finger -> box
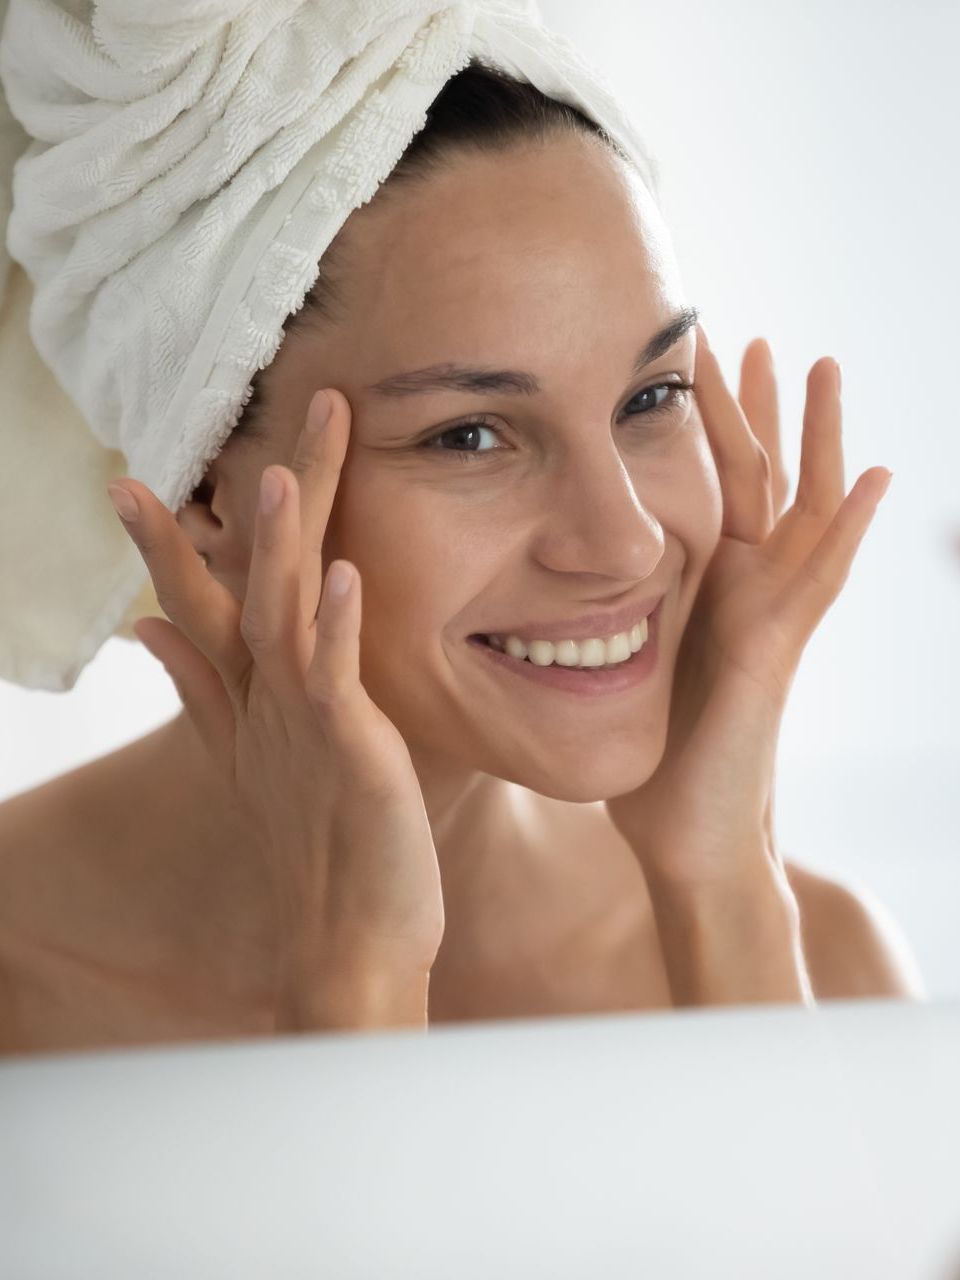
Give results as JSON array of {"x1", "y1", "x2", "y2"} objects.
[
  {"x1": 286, "y1": 388, "x2": 348, "y2": 634},
  {"x1": 795, "y1": 357, "x2": 845, "y2": 518},
  {"x1": 694, "y1": 325, "x2": 774, "y2": 544},
  {"x1": 773, "y1": 467, "x2": 892, "y2": 635},
  {"x1": 760, "y1": 357, "x2": 846, "y2": 572},
  {"x1": 241, "y1": 464, "x2": 306, "y2": 698},
  {"x1": 108, "y1": 481, "x2": 249, "y2": 694},
  {"x1": 304, "y1": 558, "x2": 413, "y2": 805},
  {"x1": 308, "y1": 555, "x2": 363, "y2": 711},
  {"x1": 738, "y1": 338, "x2": 790, "y2": 516},
  {"x1": 134, "y1": 616, "x2": 236, "y2": 773}
]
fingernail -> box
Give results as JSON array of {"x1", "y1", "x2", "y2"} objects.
[
  {"x1": 879, "y1": 469, "x2": 893, "y2": 499},
  {"x1": 328, "y1": 561, "x2": 352, "y2": 598},
  {"x1": 107, "y1": 484, "x2": 139, "y2": 522},
  {"x1": 835, "y1": 360, "x2": 842, "y2": 393},
  {"x1": 306, "y1": 389, "x2": 332, "y2": 432},
  {"x1": 260, "y1": 469, "x2": 284, "y2": 515}
]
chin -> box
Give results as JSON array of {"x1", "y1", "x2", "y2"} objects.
[{"x1": 500, "y1": 740, "x2": 665, "y2": 806}]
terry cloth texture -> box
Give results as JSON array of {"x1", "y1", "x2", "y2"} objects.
[{"x1": 0, "y1": 0, "x2": 660, "y2": 691}]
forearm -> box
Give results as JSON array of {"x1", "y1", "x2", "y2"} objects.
[{"x1": 644, "y1": 858, "x2": 815, "y2": 1008}]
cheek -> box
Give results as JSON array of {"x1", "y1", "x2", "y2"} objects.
[
  {"x1": 680, "y1": 423, "x2": 724, "y2": 555},
  {"x1": 345, "y1": 505, "x2": 495, "y2": 732},
  {"x1": 330, "y1": 478, "x2": 491, "y2": 646},
  {"x1": 626, "y1": 426, "x2": 722, "y2": 562}
]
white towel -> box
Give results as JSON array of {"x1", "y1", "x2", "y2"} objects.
[{"x1": 0, "y1": 0, "x2": 659, "y2": 691}]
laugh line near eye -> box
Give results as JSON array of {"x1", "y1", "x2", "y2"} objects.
[{"x1": 418, "y1": 381, "x2": 694, "y2": 463}]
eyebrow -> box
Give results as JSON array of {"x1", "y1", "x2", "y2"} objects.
[{"x1": 364, "y1": 305, "x2": 700, "y2": 399}]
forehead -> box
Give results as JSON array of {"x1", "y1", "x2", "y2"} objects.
[{"x1": 336, "y1": 135, "x2": 683, "y2": 361}]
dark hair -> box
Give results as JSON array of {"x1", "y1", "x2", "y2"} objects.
[{"x1": 232, "y1": 57, "x2": 622, "y2": 444}]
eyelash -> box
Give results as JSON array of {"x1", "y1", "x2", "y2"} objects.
[{"x1": 418, "y1": 381, "x2": 695, "y2": 464}]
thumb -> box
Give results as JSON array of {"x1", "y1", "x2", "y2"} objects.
[{"x1": 133, "y1": 617, "x2": 235, "y2": 770}]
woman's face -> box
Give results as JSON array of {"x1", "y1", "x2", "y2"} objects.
[{"x1": 191, "y1": 133, "x2": 722, "y2": 804}]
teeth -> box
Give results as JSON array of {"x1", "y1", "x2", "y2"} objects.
[{"x1": 489, "y1": 617, "x2": 649, "y2": 668}]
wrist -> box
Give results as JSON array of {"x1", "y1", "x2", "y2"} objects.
[
  {"x1": 643, "y1": 848, "x2": 797, "y2": 911},
  {"x1": 637, "y1": 827, "x2": 793, "y2": 903},
  {"x1": 642, "y1": 857, "x2": 812, "y2": 1008},
  {"x1": 646, "y1": 867, "x2": 802, "y2": 945},
  {"x1": 275, "y1": 943, "x2": 431, "y2": 1032}
]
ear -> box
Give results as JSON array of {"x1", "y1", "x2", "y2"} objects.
[{"x1": 175, "y1": 458, "x2": 231, "y2": 569}]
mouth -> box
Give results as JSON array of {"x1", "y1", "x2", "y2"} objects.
[
  {"x1": 466, "y1": 598, "x2": 663, "y2": 698},
  {"x1": 469, "y1": 593, "x2": 663, "y2": 651}
]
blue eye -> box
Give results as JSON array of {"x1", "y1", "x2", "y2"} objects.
[{"x1": 419, "y1": 381, "x2": 694, "y2": 464}]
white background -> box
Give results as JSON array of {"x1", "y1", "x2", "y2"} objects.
[{"x1": 1, "y1": 1, "x2": 957, "y2": 995}]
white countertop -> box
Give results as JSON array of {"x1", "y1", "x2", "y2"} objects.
[{"x1": 2, "y1": 998, "x2": 958, "y2": 1279}]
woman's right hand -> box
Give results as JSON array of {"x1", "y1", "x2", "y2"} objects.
[{"x1": 106, "y1": 388, "x2": 445, "y2": 1030}]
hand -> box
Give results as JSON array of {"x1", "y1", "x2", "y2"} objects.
[
  {"x1": 605, "y1": 326, "x2": 892, "y2": 893},
  {"x1": 107, "y1": 389, "x2": 445, "y2": 1023}
]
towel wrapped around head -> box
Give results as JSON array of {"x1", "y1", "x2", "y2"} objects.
[{"x1": 0, "y1": 0, "x2": 659, "y2": 691}]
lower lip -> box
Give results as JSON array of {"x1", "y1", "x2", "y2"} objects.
[{"x1": 466, "y1": 599, "x2": 662, "y2": 698}]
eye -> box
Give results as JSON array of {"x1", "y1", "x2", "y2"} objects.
[
  {"x1": 418, "y1": 380, "x2": 694, "y2": 464},
  {"x1": 419, "y1": 417, "x2": 504, "y2": 463},
  {"x1": 623, "y1": 380, "x2": 694, "y2": 421}
]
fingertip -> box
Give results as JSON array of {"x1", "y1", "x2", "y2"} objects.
[
  {"x1": 107, "y1": 483, "x2": 140, "y2": 524},
  {"x1": 306, "y1": 388, "x2": 333, "y2": 432},
  {"x1": 259, "y1": 467, "x2": 286, "y2": 516},
  {"x1": 133, "y1": 619, "x2": 164, "y2": 664},
  {"x1": 755, "y1": 337, "x2": 774, "y2": 366},
  {"x1": 327, "y1": 560, "x2": 353, "y2": 599}
]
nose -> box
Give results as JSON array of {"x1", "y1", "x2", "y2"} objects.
[{"x1": 533, "y1": 446, "x2": 665, "y2": 583}]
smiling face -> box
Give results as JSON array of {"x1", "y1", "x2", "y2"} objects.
[{"x1": 184, "y1": 132, "x2": 723, "y2": 805}]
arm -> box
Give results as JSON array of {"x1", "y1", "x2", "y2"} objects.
[{"x1": 605, "y1": 332, "x2": 898, "y2": 1011}]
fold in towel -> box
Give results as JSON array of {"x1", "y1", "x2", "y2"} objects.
[{"x1": 0, "y1": 0, "x2": 659, "y2": 691}]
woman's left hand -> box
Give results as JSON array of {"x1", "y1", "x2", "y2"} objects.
[{"x1": 604, "y1": 325, "x2": 892, "y2": 899}]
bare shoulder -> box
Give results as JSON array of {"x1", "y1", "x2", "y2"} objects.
[
  {"x1": 0, "y1": 724, "x2": 170, "y2": 894},
  {"x1": 0, "y1": 760, "x2": 111, "y2": 933},
  {"x1": 0, "y1": 770, "x2": 74, "y2": 916},
  {"x1": 0, "y1": 745, "x2": 148, "y2": 1007},
  {"x1": 782, "y1": 858, "x2": 928, "y2": 1001},
  {"x1": 0, "y1": 775, "x2": 77, "y2": 1054}
]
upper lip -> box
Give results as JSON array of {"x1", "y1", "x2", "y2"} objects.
[{"x1": 474, "y1": 593, "x2": 664, "y2": 644}]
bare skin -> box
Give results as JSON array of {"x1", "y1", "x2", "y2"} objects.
[
  {"x1": 0, "y1": 707, "x2": 921, "y2": 1056},
  {"x1": 0, "y1": 134, "x2": 925, "y2": 1054},
  {"x1": 0, "y1": 710, "x2": 671, "y2": 1053}
]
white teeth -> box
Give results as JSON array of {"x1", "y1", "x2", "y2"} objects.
[{"x1": 491, "y1": 617, "x2": 648, "y2": 668}]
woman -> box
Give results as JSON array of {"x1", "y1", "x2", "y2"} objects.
[{"x1": 0, "y1": 49, "x2": 923, "y2": 1054}]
